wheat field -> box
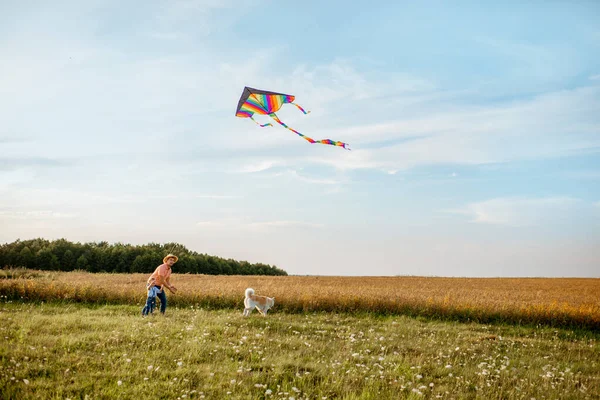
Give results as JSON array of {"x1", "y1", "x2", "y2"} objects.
[{"x1": 1, "y1": 269, "x2": 598, "y2": 330}]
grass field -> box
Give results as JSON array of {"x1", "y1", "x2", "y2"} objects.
[
  {"x1": 1, "y1": 269, "x2": 599, "y2": 330},
  {"x1": 1, "y1": 301, "x2": 599, "y2": 399}
]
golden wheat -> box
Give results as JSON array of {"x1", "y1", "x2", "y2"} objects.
[{"x1": 1, "y1": 270, "x2": 598, "y2": 329}]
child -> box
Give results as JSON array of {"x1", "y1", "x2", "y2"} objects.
[{"x1": 141, "y1": 278, "x2": 162, "y2": 316}]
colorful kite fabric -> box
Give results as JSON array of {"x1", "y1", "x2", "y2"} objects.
[{"x1": 235, "y1": 86, "x2": 350, "y2": 150}]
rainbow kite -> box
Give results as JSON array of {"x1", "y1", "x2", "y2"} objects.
[{"x1": 235, "y1": 86, "x2": 350, "y2": 150}]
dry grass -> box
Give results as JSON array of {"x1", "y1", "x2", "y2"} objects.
[{"x1": 1, "y1": 270, "x2": 599, "y2": 330}]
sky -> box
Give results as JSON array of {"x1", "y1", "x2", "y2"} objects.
[{"x1": 1, "y1": 0, "x2": 599, "y2": 277}]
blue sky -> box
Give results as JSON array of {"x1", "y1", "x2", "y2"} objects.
[{"x1": 1, "y1": 0, "x2": 599, "y2": 277}]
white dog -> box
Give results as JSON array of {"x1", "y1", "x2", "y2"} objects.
[{"x1": 243, "y1": 288, "x2": 275, "y2": 317}]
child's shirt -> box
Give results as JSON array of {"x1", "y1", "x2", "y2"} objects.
[{"x1": 147, "y1": 285, "x2": 162, "y2": 298}]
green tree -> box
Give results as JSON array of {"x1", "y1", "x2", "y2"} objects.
[
  {"x1": 63, "y1": 250, "x2": 76, "y2": 271},
  {"x1": 19, "y1": 246, "x2": 34, "y2": 268},
  {"x1": 76, "y1": 255, "x2": 89, "y2": 270},
  {"x1": 50, "y1": 255, "x2": 60, "y2": 270},
  {"x1": 36, "y1": 249, "x2": 53, "y2": 270}
]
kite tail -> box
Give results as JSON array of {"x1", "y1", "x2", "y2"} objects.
[
  {"x1": 268, "y1": 113, "x2": 350, "y2": 150},
  {"x1": 250, "y1": 115, "x2": 273, "y2": 127},
  {"x1": 290, "y1": 102, "x2": 311, "y2": 114}
]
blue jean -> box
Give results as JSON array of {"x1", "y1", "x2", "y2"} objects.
[
  {"x1": 142, "y1": 286, "x2": 167, "y2": 315},
  {"x1": 142, "y1": 296, "x2": 156, "y2": 315},
  {"x1": 156, "y1": 289, "x2": 167, "y2": 314}
]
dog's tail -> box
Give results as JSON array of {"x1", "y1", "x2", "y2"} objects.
[{"x1": 245, "y1": 288, "x2": 255, "y2": 298}]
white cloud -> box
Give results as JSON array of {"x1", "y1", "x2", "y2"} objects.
[
  {"x1": 273, "y1": 169, "x2": 341, "y2": 185},
  {"x1": 0, "y1": 210, "x2": 78, "y2": 220},
  {"x1": 197, "y1": 218, "x2": 324, "y2": 231},
  {"x1": 238, "y1": 160, "x2": 280, "y2": 173},
  {"x1": 560, "y1": 170, "x2": 600, "y2": 180},
  {"x1": 445, "y1": 196, "x2": 585, "y2": 227},
  {"x1": 248, "y1": 220, "x2": 325, "y2": 229},
  {"x1": 304, "y1": 84, "x2": 600, "y2": 173}
]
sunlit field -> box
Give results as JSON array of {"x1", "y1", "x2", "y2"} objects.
[
  {"x1": 1, "y1": 269, "x2": 599, "y2": 330},
  {"x1": 1, "y1": 302, "x2": 598, "y2": 399}
]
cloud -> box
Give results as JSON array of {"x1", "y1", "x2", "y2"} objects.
[
  {"x1": 0, "y1": 188, "x2": 140, "y2": 209},
  {"x1": 193, "y1": 194, "x2": 239, "y2": 199},
  {"x1": 560, "y1": 170, "x2": 600, "y2": 180},
  {"x1": 273, "y1": 169, "x2": 342, "y2": 185},
  {"x1": 0, "y1": 210, "x2": 78, "y2": 220},
  {"x1": 444, "y1": 196, "x2": 585, "y2": 227},
  {"x1": 304, "y1": 84, "x2": 600, "y2": 173},
  {"x1": 248, "y1": 220, "x2": 325, "y2": 229},
  {"x1": 238, "y1": 160, "x2": 280, "y2": 173},
  {"x1": 0, "y1": 157, "x2": 68, "y2": 171},
  {"x1": 197, "y1": 218, "x2": 324, "y2": 232}
]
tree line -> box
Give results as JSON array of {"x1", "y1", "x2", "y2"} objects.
[{"x1": 0, "y1": 238, "x2": 288, "y2": 276}]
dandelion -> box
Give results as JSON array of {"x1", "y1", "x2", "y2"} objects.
[
  {"x1": 148, "y1": 365, "x2": 153, "y2": 370},
  {"x1": 126, "y1": 359, "x2": 131, "y2": 363},
  {"x1": 177, "y1": 361, "x2": 183, "y2": 367},
  {"x1": 265, "y1": 389, "x2": 272, "y2": 395},
  {"x1": 117, "y1": 381, "x2": 122, "y2": 386}
]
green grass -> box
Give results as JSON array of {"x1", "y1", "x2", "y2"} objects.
[{"x1": 1, "y1": 301, "x2": 598, "y2": 399}]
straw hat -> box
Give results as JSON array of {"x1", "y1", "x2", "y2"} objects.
[{"x1": 163, "y1": 254, "x2": 179, "y2": 264}]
